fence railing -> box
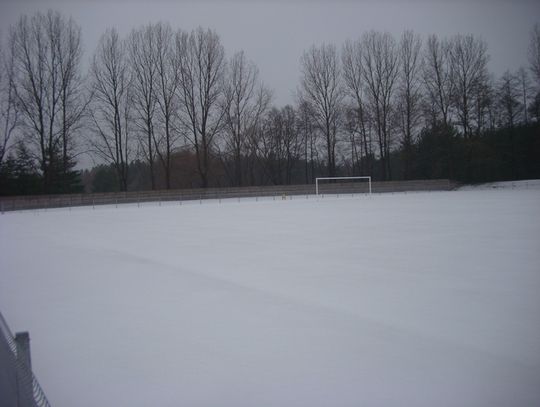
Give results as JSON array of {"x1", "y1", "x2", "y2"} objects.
[
  {"x1": 0, "y1": 311, "x2": 52, "y2": 407},
  {"x1": 0, "y1": 179, "x2": 457, "y2": 213}
]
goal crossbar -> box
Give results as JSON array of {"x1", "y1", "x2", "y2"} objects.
[{"x1": 315, "y1": 176, "x2": 372, "y2": 196}]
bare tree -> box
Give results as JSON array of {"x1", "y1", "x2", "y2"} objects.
[
  {"x1": 528, "y1": 24, "x2": 540, "y2": 122},
  {"x1": 129, "y1": 22, "x2": 180, "y2": 190},
  {"x1": 56, "y1": 16, "x2": 86, "y2": 189},
  {"x1": 397, "y1": 30, "x2": 423, "y2": 179},
  {"x1": 0, "y1": 37, "x2": 18, "y2": 165},
  {"x1": 251, "y1": 106, "x2": 299, "y2": 185},
  {"x1": 221, "y1": 51, "x2": 270, "y2": 186},
  {"x1": 268, "y1": 107, "x2": 287, "y2": 184},
  {"x1": 222, "y1": 51, "x2": 256, "y2": 186},
  {"x1": 10, "y1": 10, "x2": 85, "y2": 191},
  {"x1": 361, "y1": 31, "x2": 399, "y2": 180},
  {"x1": 450, "y1": 34, "x2": 489, "y2": 138},
  {"x1": 497, "y1": 70, "x2": 522, "y2": 179},
  {"x1": 529, "y1": 23, "x2": 540, "y2": 87},
  {"x1": 248, "y1": 107, "x2": 280, "y2": 185},
  {"x1": 342, "y1": 107, "x2": 359, "y2": 175},
  {"x1": 154, "y1": 22, "x2": 180, "y2": 189},
  {"x1": 497, "y1": 70, "x2": 522, "y2": 128},
  {"x1": 473, "y1": 74, "x2": 495, "y2": 135},
  {"x1": 90, "y1": 28, "x2": 132, "y2": 191},
  {"x1": 342, "y1": 39, "x2": 373, "y2": 176},
  {"x1": 299, "y1": 43, "x2": 343, "y2": 177},
  {"x1": 128, "y1": 24, "x2": 158, "y2": 189},
  {"x1": 297, "y1": 100, "x2": 318, "y2": 183},
  {"x1": 517, "y1": 67, "x2": 531, "y2": 124},
  {"x1": 281, "y1": 105, "x2": 302, "y2": 184},
  {"x1": 423, "y1": 34, "x2": 454, "y2": 127},
  {"x1": 176, "y1": 27, "x2": 225, "y2": 188}
]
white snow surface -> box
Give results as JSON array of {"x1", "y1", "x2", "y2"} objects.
[{"x1": 1, "y1": 188, "x2": 540, "y2": 407}]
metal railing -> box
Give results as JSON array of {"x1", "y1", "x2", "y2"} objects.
[{"x1": 0, "y1": 311, "x2": 52, "y2": 407}]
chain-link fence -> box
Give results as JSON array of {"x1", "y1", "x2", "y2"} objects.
[
  {"x1": 0, "y1": 179, "x2": 456, "y2": 212},
  {"x1": 0, "y1": 311, "x2": 51, "y2": 407}
]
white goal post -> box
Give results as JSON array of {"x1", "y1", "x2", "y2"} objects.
[{"x1": 315, "y1": 176, "x2": 372, "y2": 196}]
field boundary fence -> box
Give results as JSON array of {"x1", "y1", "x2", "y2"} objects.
[
  {"x1": 0, "y1": 179, "x2": 457, "y2": 213},
  {"x1": 0, "y1": 311, "x2": 52, "y2": 407}
]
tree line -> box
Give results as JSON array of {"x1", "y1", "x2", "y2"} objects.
[{"x1": 1, "y1": 10, "x2": 539, "y2": 195}]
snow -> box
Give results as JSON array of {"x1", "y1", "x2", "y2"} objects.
[{"x1": 1, "y1": 187, "x2": 540, "y2": 407}]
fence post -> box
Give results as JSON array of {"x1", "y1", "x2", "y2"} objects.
[
  {"x1": 14, "y1": 332, "x2": 34, "y2": 406},
  {"x1": 15, "y1": 332, "x2": 32, "y2": 371}
]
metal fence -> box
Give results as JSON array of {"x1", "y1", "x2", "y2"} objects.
[
  {"x1": 0, "y1": 179, "x2": 457, "y2": 213},
  {"x1": 0, "y1": 311, "x2": 51, "y2": 407}
]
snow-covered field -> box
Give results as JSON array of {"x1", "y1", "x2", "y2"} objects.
[{"x1": 1, "y1": 182, "x2": 540, "y2": 407}]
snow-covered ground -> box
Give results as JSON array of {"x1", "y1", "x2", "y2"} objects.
[{"x1": 1, "y1": 186, "x2": 539, "y2": 407}]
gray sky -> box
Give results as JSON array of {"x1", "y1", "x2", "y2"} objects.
[{"x1": 1, "y1": 0, "x2": 539, "y2": 106}]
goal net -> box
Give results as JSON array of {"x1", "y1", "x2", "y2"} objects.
[{"x1": 315, "y1": 176, "x2": 372, "y2": 196}]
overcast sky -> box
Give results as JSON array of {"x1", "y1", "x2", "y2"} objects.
[{"x1": 1, "y1": 0, "x2": 539, "y2": 105}]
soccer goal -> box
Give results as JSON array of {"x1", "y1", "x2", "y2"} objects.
[{"x1": 315, "y1": 176, "x2": 372, "y2": 196}]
